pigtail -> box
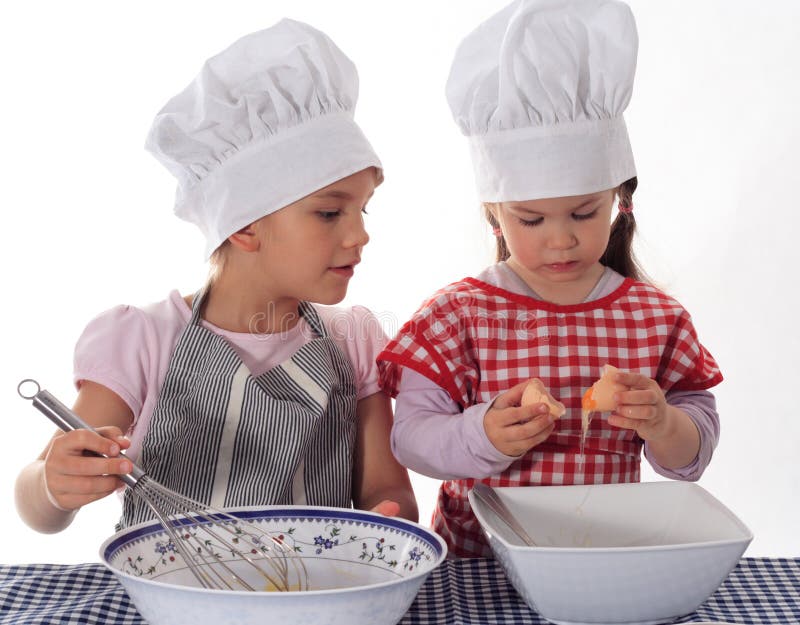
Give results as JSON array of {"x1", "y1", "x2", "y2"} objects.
[
  {"x1": 207, "y1": 241, "x2": 230, "y2": 286},
  {"x1": 600, "y1": 177, "x2": 649, "y2": 282},
  {"x1": 484, "y1": 204, "x2": 511, "y2": 262}
]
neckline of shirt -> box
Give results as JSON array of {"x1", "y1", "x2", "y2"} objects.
[
  {"x1": 493, "y1": 262, "x2": 619, "y2": 302},
  {"x1": 170, "y1": 290, "x2": 309, "y2": 343},
  {"x1": 462, "y1": 273, "x2": 636, "y2": 313}
]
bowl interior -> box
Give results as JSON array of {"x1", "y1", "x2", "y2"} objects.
[
  {"x1": 471, "y1": 481, "x2": 752, "y2": 549},
  {"x1": 101, "y1": 506, "x2": 446, "y2": 592}
]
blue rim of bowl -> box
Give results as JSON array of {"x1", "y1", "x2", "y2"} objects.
[{"x1": 100, "y1": 505, "x2": 448, "y2": 595}]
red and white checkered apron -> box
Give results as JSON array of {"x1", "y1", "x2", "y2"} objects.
[{"x1": 378, "y1": 277, "x2": 722, "y2": 558}]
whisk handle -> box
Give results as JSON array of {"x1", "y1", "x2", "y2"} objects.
[{"x1": 18, "y1": 379, "x2": 144, "y2": 488}]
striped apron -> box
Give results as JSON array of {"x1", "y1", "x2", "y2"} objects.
[{"x1": 120, "y1": 291, "x2": 357, "y2": 528}]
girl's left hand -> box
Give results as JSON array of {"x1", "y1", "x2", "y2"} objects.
[{"x1": 608, "y1": 372, "x2": 674, "y2": 441}]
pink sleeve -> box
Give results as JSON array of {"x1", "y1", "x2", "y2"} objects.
[
  {"x1": 323, "y1": 305, "x2": 389, "y2": 400},
  {"x1": 392, "y1": 368, "x2": 518, "y2": 479},
  {"x1": 73, "y1": 305, "x2": 153, "y2": 418}
]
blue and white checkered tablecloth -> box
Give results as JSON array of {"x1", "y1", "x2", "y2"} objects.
[{"x1": 1, "y1": 558, "x2": 798, "y2": 624}]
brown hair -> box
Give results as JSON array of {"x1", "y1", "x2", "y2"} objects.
[{"x1": 484, "y1": 177, "x2": 647, "y2": 282}]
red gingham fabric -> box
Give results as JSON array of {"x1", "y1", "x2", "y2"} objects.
[{"x1": 378, "y1": 277, "x2": 723, "y2": 558}]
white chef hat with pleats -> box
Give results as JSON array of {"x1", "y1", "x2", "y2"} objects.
[
  {"x1": 146, "y1": 19, "x2": 383, "y2": 258},
  {"x1": 446, "y1": 0, "x2": 638, "y2": 202}
]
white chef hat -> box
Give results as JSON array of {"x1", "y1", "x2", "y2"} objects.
[
  {"x1": 146, "y1": 19, "x2": 383, "y2": 258},
  {"x1": 446, "y1": 0, "x2": 638, "y2": 202}
]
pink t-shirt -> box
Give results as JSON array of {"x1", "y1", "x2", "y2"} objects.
[{"x1": 73, "y1": 290, "x2": 388, "y2": 462}]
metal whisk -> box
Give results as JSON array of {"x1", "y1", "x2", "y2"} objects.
[{"x1": 18, "y1": 379, "x2": 309, "y2": 592}]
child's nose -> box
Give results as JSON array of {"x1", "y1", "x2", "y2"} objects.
[
  {"x1": 344, "y1": 215, "x2": 370, "y2": 248},
  {"x1": 547, "y1": 225, "x2": 577, "y2": 249}
]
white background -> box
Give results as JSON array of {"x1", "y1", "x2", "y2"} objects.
[{"x1": 1, "y1": 1, "x2": 798, "y2": 564}]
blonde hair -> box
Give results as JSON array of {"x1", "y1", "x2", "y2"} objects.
[{"x1": 207, "y1": 240, "x2": 231, "y2": 285}]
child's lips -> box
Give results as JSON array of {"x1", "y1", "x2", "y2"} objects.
[
  {"x1": 329, "y1": 263, "x2": 357, "y2": 278},
  {"x1": 544, "y1": 260, "x2": 578, "y2": 272}
]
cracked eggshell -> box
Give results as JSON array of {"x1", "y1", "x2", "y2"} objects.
[
  {"x1": 582, "y1": 364, "x2": 627, "y2": 412},
  {"x1": 521, "y1": 378, "x2": 566, "y2": 418}
]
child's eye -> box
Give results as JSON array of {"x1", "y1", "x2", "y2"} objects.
[
  {"x1": 361, "y1": 207, "x2": 369, "y2": 215},
  {"x1": 518, "y1": 217, "x2": 543, "y2": 227},
  {"x1": 317, "y1": 210, "x2": 341, "y2": 221},
  {"x1": 573, "y1": 209, "x2": 598, "y2": 221}
]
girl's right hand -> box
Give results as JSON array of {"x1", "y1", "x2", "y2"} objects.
[
  {"x1": 42, "y1": 427, "x2": 132, "y2": 511},
  {"x1": 483, "y1": 381, "x2": 556, "y2": 457}
]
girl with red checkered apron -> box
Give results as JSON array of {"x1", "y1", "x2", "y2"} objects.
[
  {"x1": 378, "y1": 0, "x2": 722, "y2": 558},
  {"x1": 16, "y1": 21, "x2": 417, "y2": 536}
]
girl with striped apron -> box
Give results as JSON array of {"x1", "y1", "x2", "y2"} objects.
[
  {"x1": 15, "y1": 22, "x2": 417, "y2": 538},
  {"x1": 122, "y1": 291, "x2": 356, "y2": 528}
]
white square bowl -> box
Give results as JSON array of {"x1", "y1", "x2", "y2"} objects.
[{"x1": 468, "y1": 481, "x2": 752, "y2": 625}]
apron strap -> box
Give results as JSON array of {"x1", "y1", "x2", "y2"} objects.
[
  {"x1": 298, "y1": 301, "x2": 327, "y2": 339},
  {"x1": 189, "y1": 288, "x2": 207, "y2": 324}
]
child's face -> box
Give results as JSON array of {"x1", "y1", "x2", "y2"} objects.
[
  {"x1": 252, "y1": 167, "x2": 376, "y2": 305},
  {"x1": 492, "y1": 189, "x2": 615, "y2": 300}
]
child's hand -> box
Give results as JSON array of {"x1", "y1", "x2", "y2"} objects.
[
  {"x1": 369, "y1": 499, "x2": 401, "y2": 517},
  {"x1": 484, "y1": 381, "x2": 556, "y2": 457},
  {"x1": 43, "y1": 427, "x2": 132, "y2": 511},
  {"x1": 607, "y1": 372, "x2": 674, "y2": 441}
]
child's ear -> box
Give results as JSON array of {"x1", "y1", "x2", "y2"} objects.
[{"x1": 227, "y1": 223, "x2": 260, "y2": 252}]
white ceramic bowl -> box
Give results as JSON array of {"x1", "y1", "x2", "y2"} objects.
[
  {"x1": 100, "y1": 506, "x2": 447, "y2": 625},
  {"x1": 469, "y1": 481, "x2": 752, "y2": 625}
]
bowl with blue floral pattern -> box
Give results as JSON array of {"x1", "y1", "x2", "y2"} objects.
[{"x1": 100, "y1": 506, "x2": 447, "y2": 625}]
